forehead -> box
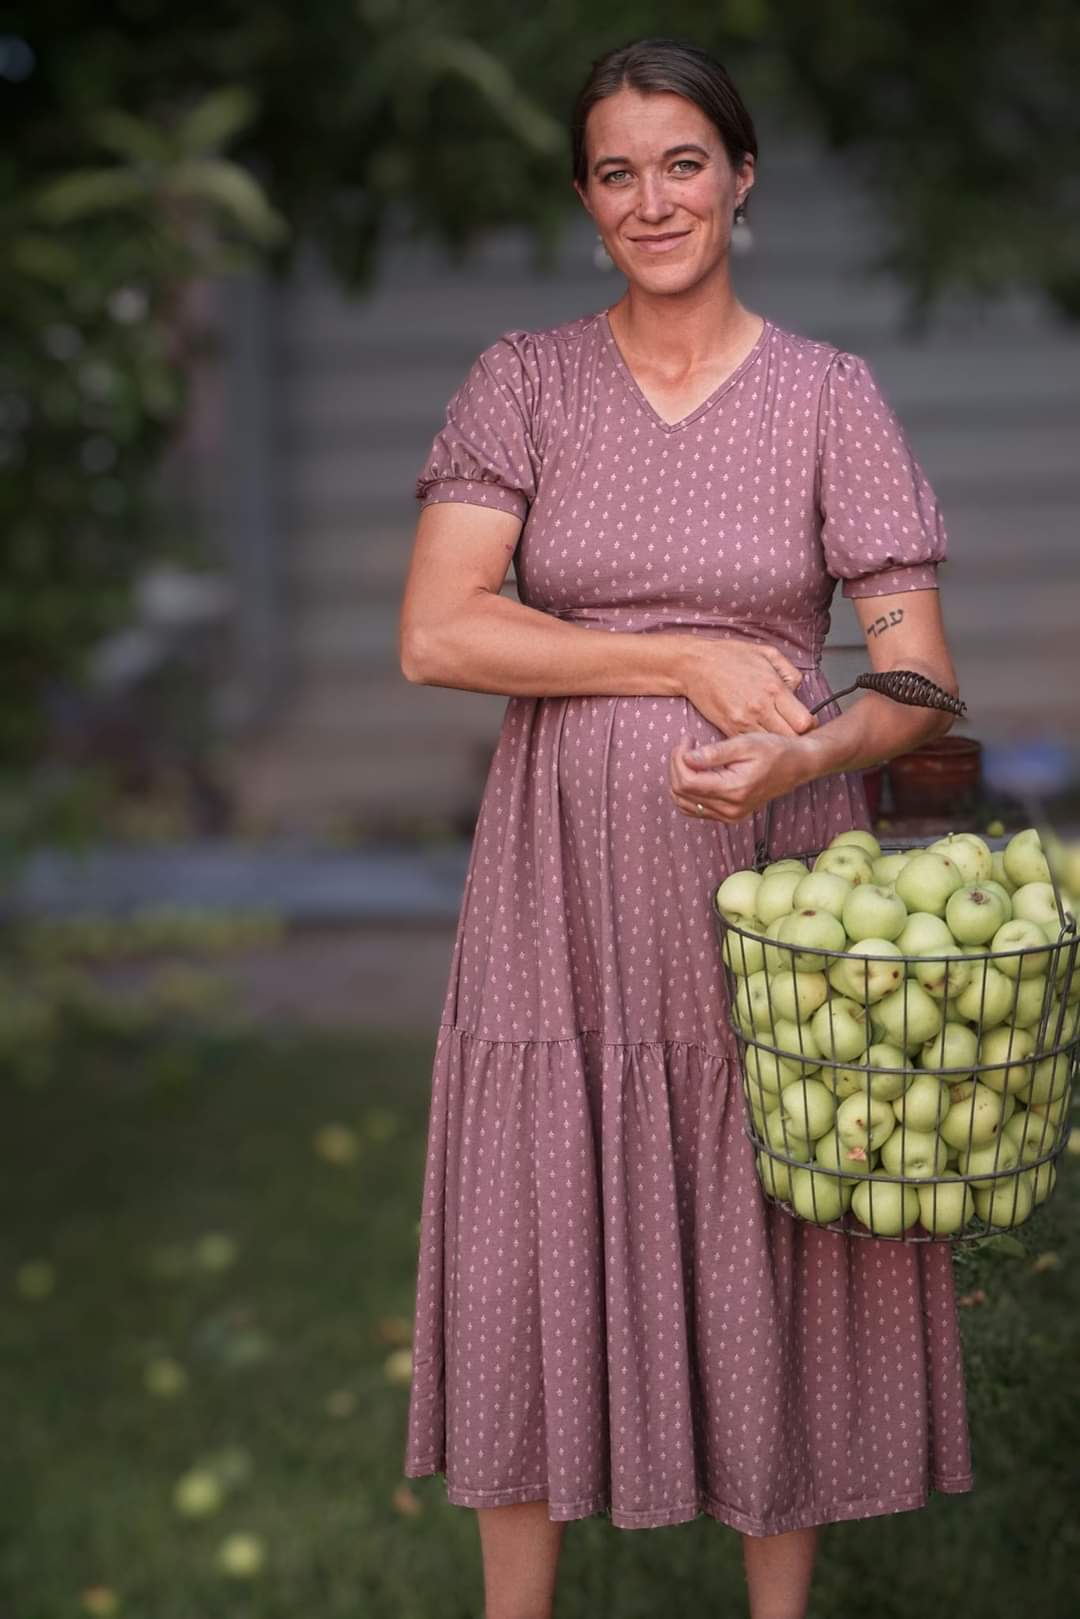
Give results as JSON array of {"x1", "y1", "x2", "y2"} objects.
[{"x1": 584, "y1": 87, "x2": 716, "y2": 160}]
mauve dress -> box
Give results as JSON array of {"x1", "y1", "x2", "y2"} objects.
[{"x1": 402, "y1": 309, "x2": 974, "y2": 1533}]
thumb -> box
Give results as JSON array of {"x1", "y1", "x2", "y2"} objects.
[{"x1": 686, "y1": 736, "x2": 744, "y2": 768}]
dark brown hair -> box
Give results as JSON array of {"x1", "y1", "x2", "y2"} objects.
[{"x1": 570, "y1": 36, "x2": 758, "y2": 206}]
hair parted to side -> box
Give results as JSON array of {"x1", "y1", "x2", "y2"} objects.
[{"x1": 570, "y1": 36, "x2": 758, "y2": 206}]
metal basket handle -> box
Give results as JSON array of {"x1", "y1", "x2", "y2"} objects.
[{"x1": 752, "y1": 669, "x2": 966, "y2": 867}]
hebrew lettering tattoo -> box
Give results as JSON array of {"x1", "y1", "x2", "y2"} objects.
[{"x1": 867, "y1": 608, "x2": 904, "y2": 638}]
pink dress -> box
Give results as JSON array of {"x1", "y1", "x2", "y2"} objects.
[{"x1": 402, "y1": 309, "x2": 974, "y2": 1532}]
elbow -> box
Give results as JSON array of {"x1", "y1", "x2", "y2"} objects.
[{"x1": 399, "y1": 622, "x2": 439, "y2": 685}]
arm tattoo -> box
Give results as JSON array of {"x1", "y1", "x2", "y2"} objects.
[{"x1": 867, "y1": 607, "x2": 904, "y2": 638}]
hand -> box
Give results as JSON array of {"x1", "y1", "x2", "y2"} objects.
[
  {"x1": 679, "y1": 638, "x2": 818, "y2": 738},
  {"x1": 669, "y1": 730, "x2": 813, "y2": 823}
]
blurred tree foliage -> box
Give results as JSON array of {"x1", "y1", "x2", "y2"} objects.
[{"x1": 5, "y1": 0, "x2": 1079, "y2": 775}]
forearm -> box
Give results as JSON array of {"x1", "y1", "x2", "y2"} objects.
[
  {"x1": 403, "y1": 587, "x2": 694, "y2": 699},
  {"x1": 793, "y1": 654, "x2": 959, "y2": 783}
]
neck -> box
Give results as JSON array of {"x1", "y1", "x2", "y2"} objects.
[{"x1": 608, "y1": 271, "x2": 755, "y2": 367}]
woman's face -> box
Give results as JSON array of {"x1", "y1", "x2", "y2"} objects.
[{"x1": 574, "y1": 87, "x2": 753, "y2": 293}]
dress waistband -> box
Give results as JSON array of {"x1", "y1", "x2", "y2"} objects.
[{"x1": 545, "y1": 606, "x2": 822, "y2": 672}]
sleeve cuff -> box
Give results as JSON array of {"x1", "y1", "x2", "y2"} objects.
[
  {"x1": 416, "y1": 477, "x2": 528, "y2": 521},
  {"x1": 842, "y1": 562, "x2": 940, "y2": 599}
]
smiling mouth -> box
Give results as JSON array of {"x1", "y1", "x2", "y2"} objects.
[{"x1": 630, "y1": 229, "x2": 691, "y2": 254}]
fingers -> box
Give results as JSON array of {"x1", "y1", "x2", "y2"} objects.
[
  {"x1": 770, "y1": 687, "x2": 818, "y2": 735},
  {"x1": 762, "y1": 648, "x2": 803, "y2": 691}
]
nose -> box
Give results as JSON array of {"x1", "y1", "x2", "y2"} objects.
[{"x1": 634, "y1": 171, "x2": 677, "y2": 223}]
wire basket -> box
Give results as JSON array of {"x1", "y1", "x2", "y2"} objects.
[{"x1": 714, "y1": 837, "x2": 1079, "y2": 1244}]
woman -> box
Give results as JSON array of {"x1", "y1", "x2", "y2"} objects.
[{"x1": 399, "y1": 36, "x2": 973, "y2": 1619}]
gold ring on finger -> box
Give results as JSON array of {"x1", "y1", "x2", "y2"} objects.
[{"x1": 695, "y1": 802, "x2": 706, "y2": 818}]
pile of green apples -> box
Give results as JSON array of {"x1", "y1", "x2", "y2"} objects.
[{"x1": 714, "y1": 827, "x2": 1080, "y2": 1239}]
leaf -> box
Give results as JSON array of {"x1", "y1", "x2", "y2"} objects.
[
  {"x1": 167, "y1": 159, "x2": 289, "y2": 244},
  {"x1": 175, "y1": 87, "x2": 260, "y2": 156},
  {"x1": 982, "y1": 1233, "x2": 1027, "y2": 1259},
  {"x1": 32, "y1": 169, "x2": 149, "y2": 223},
  {"x1": 86, "y1": 108, "x2": 169, "y2": 165}
]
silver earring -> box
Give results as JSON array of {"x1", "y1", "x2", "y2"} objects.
[
  {"x1": 732, "y1": 201, "x2": 753, "y2": 255},
  {"x1": 593, "y1": 231, "x2": 615, "y2": 272}
]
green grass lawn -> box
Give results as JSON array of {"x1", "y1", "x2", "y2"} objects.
[{"x1": 1, "y1": 1025, "x2": 1077, "y2": 1619}]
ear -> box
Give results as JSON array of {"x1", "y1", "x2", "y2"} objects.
[{"x1": 572, "y1": 179, "x2": 592, "y2": 218}]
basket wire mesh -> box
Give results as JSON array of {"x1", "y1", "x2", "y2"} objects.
[{"x1": 716, "y1": 843, "x2": 1078, "y2": 1243}]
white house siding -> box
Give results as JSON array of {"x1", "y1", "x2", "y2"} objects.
[{"x1": 206, "y1": 123, "x2": 1080, "y2": 837}]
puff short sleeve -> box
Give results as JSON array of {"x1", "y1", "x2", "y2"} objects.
[
  {"x1": 414, "y1": 333, "x2": 541, "y2": 522},
  {"x1": 816, "y1": 350, "x2": 947, "y2": 598}
]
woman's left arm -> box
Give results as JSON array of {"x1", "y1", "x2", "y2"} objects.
[{"x1": 670, "y1": 587, "x2": 960, "y2": 821}]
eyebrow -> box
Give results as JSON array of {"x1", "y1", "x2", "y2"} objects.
[{"x1": 592, "y1": 143, "x2": 710, "y2": 176}]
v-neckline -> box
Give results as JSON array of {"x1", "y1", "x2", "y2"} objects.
[{"x1": 599, "y1": 309, "x2": 771, "y2": 433}]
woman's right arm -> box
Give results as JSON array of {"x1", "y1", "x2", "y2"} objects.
[{"x1": 398, "y1": 502, "x2": 817, "y2": 738}]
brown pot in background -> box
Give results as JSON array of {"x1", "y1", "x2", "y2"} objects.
[
  {"x1": 888, "y1": 736, "x2": 982, "y2": 818},
  {"x1": 861, "y1": 763, "x2": 885, "y2": 820}
]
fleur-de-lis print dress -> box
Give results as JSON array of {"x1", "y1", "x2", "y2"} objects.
[{"x1": 402, "y1": 309, "x2": 973, "y2": 1532}]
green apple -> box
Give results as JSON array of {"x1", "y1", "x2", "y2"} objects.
[
  {"x1": 829, "y1": 939, "x2": 904, "y2": 1004},
  {"x1": 789, "y1": 1164, "x2": 852, "y2": 1223},
  {"x1": 733, "y1": 971, "x2": 775, "y2": 1034},
  {"x1": 945, "y1": 885, "x2": 1008, "y2": 946},
  {"x1": 777, "y1": 908, "x2": 847, "y2": 970},
  {"x1": 815, "y1": 1126, "x2": 877, "y2": 1179},
  {"x1": 880, "y1": 1127, "x2": 948, "y2": 1179},
  {"x1": 893, "y1": 1073, "x2": 950, "y2": 1130},
  {"x1": 756, "y1": 1150, "x2": 793, "y2": 1201},
  {"x1": 842, "y1": 884, "x2": 907, "y2": 943},
  {"x1": 768, "y1": 970, "x2": 829, "y2": 1023},
  {"x1": 991, "y1": 919, "x2": 1052, "y2": 979},
  {"x1": 1027, "y1": 1161, "x2": 1057, "y2": 1206},
  {"x1": 1002, "y1": 828, "x2": 1050, "y2": 888},
  {"x1": 1029, "y1": 1093, "x2": 1071, "y2": 1130},
  {"x1": 715, "y1": 869, "x2": 763, "y2": 920},
  {"x1": 1007, "y1": 974, "x2": 1052, "y2": 1029},
  {"x1": 772, "y1": 1017, "x2": 823, "y2": 1077},
  {"x1": 990, "y1": 850, "x2": 1017, "y2": 894},
  {"x1": 930, "y1": 833, "x2": 993, "y2": 883},
  {"x1": 777, "y1": 1077, "x2": 836, "y2": 1140},
  {"x1": 873, "y1": 852, "x2": 913, "y2": 885},
  {"x1": 917, "y1": 1172, "x2": 975, "y2": 1235},
  {"x1": 1020, "y1": 1051, "x2": 1073, "y2": 1107},
  {"x1": 721, "y1": 922, "x2": 767, "y2": 977},
  {"x1": 851, "y1": 1178, "x2": 920, "y2": 1236},
  {"x1": 832, "y1": 1042, "x2": 911, "y2": 1101},
  {"x1": 812, "y1": 846, "x2": 875, "y2": 887},
  {"x1": 761, "y1": 915, "x2": 793, "y2": 975},
  {"x1": 973, "y1": 1174, "x2": 1035, "y2": 1228},
  {"x1": 895, "y1": 852, "x2": 965, "y2": 918},
  {"x1": 762, "y1": 1107, "x2": 814, "y2": 1161},
  {"x1": 896, "y1": 912, "x2": 956, "y2": 957},
  {"x1": 757, "y1": 870, "x2": 806, "y2": 925},
  {"x1": 829, "y1": 829, "x2": 882, "y2": 860},
  {"x1": 981, "y1": 879, "x2": 1014, "y2": 922},
  {"x1": 957, "y1": 1136, "x2": 1021, "y2": 1190},
  {"x1": 1012, "y1": 881, "x2": 1073, "y2": 931},
  {"x1": 919, "y1": 1021, "x2": 978, "y2": 1080},
  {"x1": 940, "y1": 1079, "x2": 1007, "y2": 1149},
  {"x1": 954, "y1": 961, "x2": 1016, "y2": 1029},
  {"x1": 743, "y1": 1080, "x2": 777, "y2": 1134},
  {"x1": 763, "y1": 859, "x2": 809, "y2": 878},
  {"x1": 810, "y1": 997, "x2": 871, "y2": 1062},
  {"x1": 743, "y1": 1044, "x2": 800, "y2": 1095},
  {"x1": 912, "y1": 946, "x2": 972, "y2": 1003},
  {"x1": 836, "y1": 1092, "x2": 896, "y2": 1152},
  {"x1": 1003, "y1": 1106, "x2": 1057, "y2": 1164},
  {"x1": 872, "y1": 981, "x2": 943, "y2": 1049},
  {"x1": 977, "y1": 1025, "x2": 1037, "y2": 1094},
  {"x1": 793, "y1": 871, "x2": 854, "y2": 920}
]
